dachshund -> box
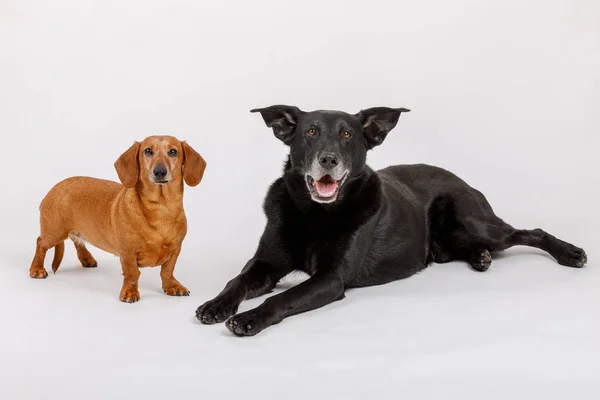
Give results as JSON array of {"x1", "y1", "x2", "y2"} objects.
[{"x1": 29, "y1": 135, "x2": 206, "y2": 303}]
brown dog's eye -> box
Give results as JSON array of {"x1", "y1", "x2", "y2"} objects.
[
  {"x1": 144, "y1": 148, "x2": 153, "y2": 156},
  {"x1": 306, "y1": 128, "x2": 317, "y2": 136},
  {"x1": 340, "y1": 131, "x2": 352, "y2": 139},
  {"x1": 168, "y1": 149, "x2": 178, "y2": 157}
]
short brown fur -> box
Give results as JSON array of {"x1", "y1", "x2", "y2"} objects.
[{"x1": 29, "y1": 135, "x2": 206, "y2": 303}]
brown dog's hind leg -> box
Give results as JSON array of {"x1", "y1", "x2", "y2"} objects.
[
  {"x1": 30, "y1": 235, "x2": 64, "y2": 278},
  {"x1": 75, "y1": 243, "x2": 97, "y2": 268},
  {"x1": 160, "y1": 247, "x2": 189, "y2": 296},
  {"x1": 69, "y1": 232, "x2": 98, "y2": 268},
  {"x1": 30, "y1": 236, "x2": 49, "y2": 278}
]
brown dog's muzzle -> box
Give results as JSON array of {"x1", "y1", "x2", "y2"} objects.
[{"x1": 152, "y1": 163, "x2": 169, "y2": 184}]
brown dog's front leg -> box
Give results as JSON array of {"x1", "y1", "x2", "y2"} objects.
[
  {"x1": 119, "y1": 253, "x2": 141, "y2": 303},
  {"x1": 160, "y1": 247, "x2": 189, "y2": 296}
]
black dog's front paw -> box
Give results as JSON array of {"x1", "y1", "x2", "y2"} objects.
[
  {"x1": 555, "y1": 244, "x2": 587, "y2": 268},
  {"x1": 226, "y1": 310, "x2": 272, "y2": 337},
  {"x1": 196, "y1": 298, "x2": 239, "y2": 325}
]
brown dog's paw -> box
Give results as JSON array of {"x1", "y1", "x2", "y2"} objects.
[
  {"x1": 30, "y1": 268, "x2": 48, "y2": 279},
  {"x1": 119, "y1": 287, "x2": 140, "y2": 303},
  {"x1": 77, "y1": 252, "x2": 98, "y2": 268},
  {"x1": 81, "y1": 260, "x2": 98, "y2": 268},
  {"x1": 163, "y1": 283, "x2": 190, "y2": 297}
]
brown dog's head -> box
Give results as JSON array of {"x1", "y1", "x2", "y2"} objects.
[{"x1": 114, "y1": 135, "x2": 206, "y2": 188}]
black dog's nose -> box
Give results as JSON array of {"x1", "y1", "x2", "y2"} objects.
[
  {"x1": 153, "y1": 165, "x2": 168, "y2": 180},
  {"x1": 319, "y1": 153, "x2": 338, "y2": 168}
]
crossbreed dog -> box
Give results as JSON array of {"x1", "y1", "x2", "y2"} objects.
[
  {"x1": 196, "y1": 105, "x2": 587, "y2": 336},
  {"x1": 29, "y1": 135, "x2": 206, "y2": 303}
]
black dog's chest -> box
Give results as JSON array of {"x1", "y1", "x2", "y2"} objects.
[
  {"x1": 293, "y1": 244, "x2": 330, "y2": 276},
  {"x1": 301, "y1": 251, "x2": 319, "y2": 276},
  {"x1": 282, "y1": 217, "x2": 351, "y2": 276},
  {"x1": 299, "y1": 240, "x2": 335, "y2": 275},
  {"x1": 267, "y1": 172, "x2": 384, "y2": 277}
]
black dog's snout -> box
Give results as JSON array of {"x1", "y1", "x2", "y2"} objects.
[
  {"x1": 319, "y1": 153, "x2": 339, "y2": 168},
  {"x1": 153, "y1": 165, "x2": 168, "y2": 180}
]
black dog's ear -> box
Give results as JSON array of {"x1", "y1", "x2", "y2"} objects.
[
  {"x1": 356, "y1": 107, "x2": 410, "y2": 149},
  {"x1": 250, "y1": 105, "x2": 304, "y2": 144}
]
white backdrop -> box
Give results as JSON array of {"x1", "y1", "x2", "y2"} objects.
[{"x1": 1, "y1": 0, "x2": 599, "y2": 399}]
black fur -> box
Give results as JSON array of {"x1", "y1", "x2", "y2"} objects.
[{"x1": 196, "y1": 105, "x2": 587, "y2": 336}]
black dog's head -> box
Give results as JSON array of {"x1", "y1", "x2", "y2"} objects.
[{"x1": 251, "y1": 105, "x2": 410, "y2": 203}]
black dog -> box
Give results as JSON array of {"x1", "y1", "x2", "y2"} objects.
[{"x1": 196, "y1": 105, "x2": 587, "y2": 336}]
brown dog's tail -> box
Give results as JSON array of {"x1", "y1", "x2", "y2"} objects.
[{"x1": 52, "y1": 242, "x2": 65, "y2": 273}]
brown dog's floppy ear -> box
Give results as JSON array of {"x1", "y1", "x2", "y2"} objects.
[
  {"x1": 356, "y1": 107, "x2": 410, "y2": 149},
  {"x1": 114, "y1": 141, "x2": 141, "y2": 188},
  {"x1": 250, "y1": 105, "x2": 305, "y2": 145},
  {"x1": 182, "y1": 141, "x2": 206, "y2": 187}
]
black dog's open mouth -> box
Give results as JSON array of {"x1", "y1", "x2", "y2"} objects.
[{"x1": 305, "y1": 173, "x2": 347, "y2": 203}]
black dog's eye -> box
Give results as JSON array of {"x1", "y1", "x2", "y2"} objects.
[
  {"x1": 306, "y1": 128, "x2": 317, "y2": 136},
  {"x1": 168, "y1": 149, "x2": 178, "y2": 157},
  {"x1": 144, "y1": 148, "x2": 153, "y2": 156},
  {"x1": 340, "y1": 131, "x2": 352, "y2": 139}
]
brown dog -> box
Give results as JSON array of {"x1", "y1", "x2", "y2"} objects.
[{"x1": 29, "y1": 135, "x2": 206, "y2": 303}]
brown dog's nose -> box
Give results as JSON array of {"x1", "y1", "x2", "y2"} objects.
[{"x1": 153, "y1": 165, "x2": 168, "y2": 180}]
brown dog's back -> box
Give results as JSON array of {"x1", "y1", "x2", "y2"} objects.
[{"x1": 40, "y1": 177, "x2": 124, "y2": 256}]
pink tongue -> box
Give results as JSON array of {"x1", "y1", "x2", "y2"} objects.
[{"x1": 315, "y1": 180, "x2": 338, "y2": 198}]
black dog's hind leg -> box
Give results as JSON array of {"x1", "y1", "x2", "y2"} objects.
[
  {"x1": 225, "y1": 272, "x2": 345, "y2": 336},
  {"x1": 447, "y1": 226, "x2": 495, "y2": 272},
  {"x1": 433, "y1": 191, "x2": 587, "y2": 270},
  {"x1": 453, "y1": 219, "x2": 587, "y2": 270},
  {"x1": 467, "y1": 249, "x2": 492, "y2": 272},
  {"x1": 490, "y1": 228, "x2": 587, "y2": 268}
]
